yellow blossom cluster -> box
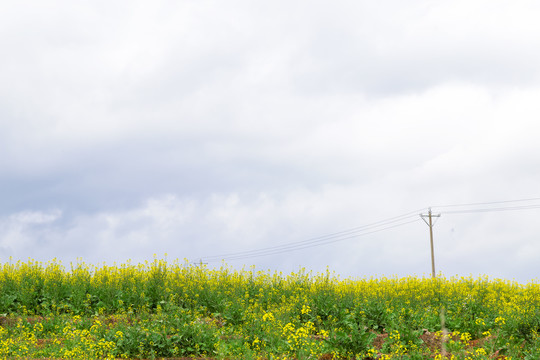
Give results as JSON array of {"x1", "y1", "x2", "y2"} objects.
[{"x1": 0, "y1": 258, "x2": 539, "y2": 359}]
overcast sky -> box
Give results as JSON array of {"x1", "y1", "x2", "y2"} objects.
[{"x1": 1, "y1": 0, "x2": 540, "y2": 282}]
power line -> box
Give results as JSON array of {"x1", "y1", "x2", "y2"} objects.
[
  {"x1": 194, "y1": 196, "x2": 540, "y2": 264},
  {"x1": 432, "y1": 196, "x2": 540, "y2": 209},
  {"x1": 207, "y1": 218, "x2": 422, "y2": 263},
  {"x1": 198, "y1": 209, "x2": 426, "y2": 263},
  {"x1": 440, "y1": 204, "x2": 540, "y2": 214},
  {"x1": 200, "y1": 208, "x2": 424, "y2": 260},
  {"x1": 201, "y1": 215, "x2": 422, "y2": 262}
]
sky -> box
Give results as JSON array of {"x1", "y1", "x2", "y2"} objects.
[{"x1": 1, "y1": 0, "x2": 540, "y2": 283}]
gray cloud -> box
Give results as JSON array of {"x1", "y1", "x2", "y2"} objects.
[{"x1": 1, "y1": 1, "x2": 540, "y2": 282}]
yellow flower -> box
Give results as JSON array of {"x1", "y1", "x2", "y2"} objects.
[
  {"x1": 475, "y1": 318, "x2": 485, "y2": 326},
  {"x1": 262, "y1": 312, "x2": 275, "y2": 322},
  {"x1": 475, "y1": 348, "x2": 487, "y2": 355}
]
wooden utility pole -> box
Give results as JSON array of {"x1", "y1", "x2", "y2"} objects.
[{"x1": 421, "y1": 208, "x2": 440, "y2": 278}]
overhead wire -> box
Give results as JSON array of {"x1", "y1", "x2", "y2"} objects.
[
  {"x1": 211, "y1": 218, "x2": 422, "y2": 262},
  {"x1": 432, "y1": 196, "x2": 540, "y2": 214},
  {"x1": 199, "y1": 208, "x2": 427, "y2": 263},
  {"x1": 440, "y1": 204, "x2": 540, "y2": 214},
  {"x1": 432, "y1": 196, "x2": 540, "y2": 209},
  {"x1": 195, "y1": 196, "x2": 540, "y2": 264}
]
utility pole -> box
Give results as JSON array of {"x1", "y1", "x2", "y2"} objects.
[
  {"x1": 420, "y1": 208, "x2": 441, "y2": 278},
  {"x1": 192, "y1": 259, "x2": 208, "y2": 266}
]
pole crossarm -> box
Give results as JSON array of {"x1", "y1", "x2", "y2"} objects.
[{"x1": 420, "y1": 209, "x2": 441, "y2": 225}]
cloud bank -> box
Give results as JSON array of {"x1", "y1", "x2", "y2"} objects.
[{"x1": 1, "y1": 1, "x2": 540, "y2": 282}]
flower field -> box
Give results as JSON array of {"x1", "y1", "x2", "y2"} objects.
[{"x1": 0, "y1": 258, "x2": 539, "y2": 359}]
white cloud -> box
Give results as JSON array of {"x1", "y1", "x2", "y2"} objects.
[
  {"x1": 0, "y1": 209, "x2": 62, "y2": 256},
  {"x1": 9, "y1": 210, "x2": 62, "y2": 225},
  {"x1": 1, "y1": 1, "x2": 540, "y2": 282},
  {"x1": 1, "y1": 189, "x2": 538, "y2": 282}
]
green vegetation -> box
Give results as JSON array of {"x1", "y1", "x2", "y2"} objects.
[{"x1": 1, "y1": 258, "x2": 539, "y2": 359}]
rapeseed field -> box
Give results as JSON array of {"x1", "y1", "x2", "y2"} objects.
[{"x1": 0, "y1": 258, "x2": 539, "y2": 359}]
